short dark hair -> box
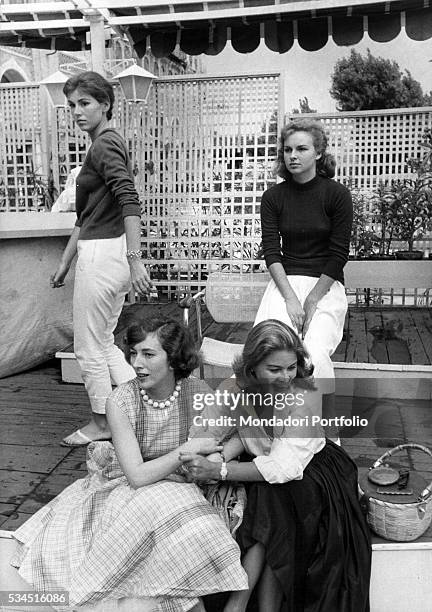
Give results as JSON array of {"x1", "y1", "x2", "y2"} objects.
[
  {"x1": 275, "y1": 118, "x2": 336, "y2": 180},
  {"x1": 63, "y1": 71, "x2": 115, "y2": 120},
  {"x1": 124, "y1": 317, "x2": 200, "y2": 380},
  {"x1": 233, "y1": 319, "x2": 314, "y2": 389}
]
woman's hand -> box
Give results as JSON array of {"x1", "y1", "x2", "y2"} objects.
[
  {"x1": 206, "y1": 452, "x2": 223, "y2": 464},
  {"x1": 302, "y1": 295, "x2": 319, "y2": 338},
  {"x1": 182, "y1": 437, "x2": 223, "y2": 456},
  {"x1": 50, "y1": 262, "x2": 70, "y2": 288},
  {"x1": 178, "y1": 453, "x2": 220, "y2": 482},
  {"x1": 129, "y1": 259, "x2": 154, "y2": 295},
  {"x1": 284, "y1": 295, "x2": 305, "y2": 335}
]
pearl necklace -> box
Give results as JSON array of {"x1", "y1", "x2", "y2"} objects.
[{"x1": 140, "y1": 382, "x2": 181, "y2": 408}]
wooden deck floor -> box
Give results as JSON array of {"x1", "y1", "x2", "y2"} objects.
[
  {"x1": 334, "y1": 307, "x2": 432, "y2": 365},
  {"x1": 1, "y1": 301, "x2": 432, "y2": 539}
]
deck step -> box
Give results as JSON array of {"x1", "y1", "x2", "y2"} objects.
[{"x1": 55, "y1": 350, "x2": 82, "y2": 384}]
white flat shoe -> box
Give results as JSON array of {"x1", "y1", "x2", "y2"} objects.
[{"x1": 60, "y1": 429, "x2": 111, "y2": 447}]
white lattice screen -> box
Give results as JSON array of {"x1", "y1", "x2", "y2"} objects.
[
  {"x1": 52, "y1": 106, "x2": 88, "y2": 193},
  {"x1": 0, "y1": 84, "x2": 44, "y2": 211},
  {"x1": 139, "y1": 74, "x2": 279, "y2": 297}
]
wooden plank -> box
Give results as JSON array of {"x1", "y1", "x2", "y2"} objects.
[
  {"x1": 332, "y1": 310, "x2": 349, "y2": 362},
  {"x1": 0, "y1": 445, "x2": 67, "y2": 474},
  {"x1": 410, "y1": 309, "x2": 432, "y2": 365},
  {"x1": 345, "y1": 309, "x2": 369, "y2": 363},
  {"x1": 364, "y1": 310, "x2": 385, "y2": 364},
  {"x1": 382, "y1": 310, "x2": 416, "y2": 365},
  {"x1": 58, "y1": 448, "x2": 87, "y2": 472},
  {"x1": 0, "y1": 504, "x2": 20, "y2": 529},
  {"x1": 0, "y1": 511, "x2": 34, "y2": 531},
  {"x1": 16, "y1": 470, "x2": 88, "y2": 518},
  {"x1": 0, "y1": 470, "x2": 45, "y2": 504},
  {"x1": 0, "y1": 422, "x2": 87, "y2": 446},
  {"x1": 386, "y1": 310, "x2": 430, "y2": 366}
]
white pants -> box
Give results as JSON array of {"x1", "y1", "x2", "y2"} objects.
[
  {"x1": 73, "y1": 235, "x2": 136, "y2": 414},
  {"x1": 254, "y1": 275, "x2": 347, "y2": 394}
]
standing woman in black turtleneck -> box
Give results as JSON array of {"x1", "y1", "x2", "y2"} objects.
[{"x1": 255, "y1": 119, "x2": 353, "y2": 429}]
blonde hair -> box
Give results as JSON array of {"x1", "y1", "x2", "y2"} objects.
[{"x1": 232, "y1": 320, "x2": 315, "y2": 390}]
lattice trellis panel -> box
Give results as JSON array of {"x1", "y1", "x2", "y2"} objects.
[
  {"x1": 52, "y1": 106, "x2": 88, "y2": 191},
  {"x1": 138, "y1": 74, "x2": 279, "y2": 298},
  {"x1": 0, "y1": 84, "x2": 44, "y2": 211},
  {"x1": 286, "y1": 108, "x2": 432, "y2": 192}
]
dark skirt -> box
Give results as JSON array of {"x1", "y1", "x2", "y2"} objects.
[{"x1": 237, "y1": 440, "x2": 371, "y2": 612}]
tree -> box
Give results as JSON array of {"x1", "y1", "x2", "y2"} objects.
[{"x1": 330, "y1": 49, "x2": 430, "y2": 111}]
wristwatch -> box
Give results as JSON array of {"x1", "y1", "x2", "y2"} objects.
[{"x1": 220, "y1": 452, "x2": 228, "y2": 481}]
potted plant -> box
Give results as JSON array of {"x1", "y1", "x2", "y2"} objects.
[
  {"x1": 388, "y1": 173, "x2": 432, "y2": 259},
  {"x1": 369, "y1": 181, "x2": 397, "y2": 258},
  {"x1": 349, "y1": 186, "x2": 380, "y2": 259},
  {"x1": 390, "y1": 128, "x2": 432, "y2": 259}
]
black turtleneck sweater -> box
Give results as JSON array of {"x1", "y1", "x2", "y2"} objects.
[{"x1": 260, "y1": 175, "x2": 353, "y2": 284}]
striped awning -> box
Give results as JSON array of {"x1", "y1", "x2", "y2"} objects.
[
  {"x1": 0, "y1": 1, "x2": 431, "y2": 55},
  {"x1": 0, "y1": 2, "x2": 91, "y2": 51}
]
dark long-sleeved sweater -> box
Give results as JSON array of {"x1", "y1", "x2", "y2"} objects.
[
  {"x1": 260, "y1": 175, "x2": 353, "y2": 283},
  {"x1": 75, "y1": 128, "x2": 141, "y2": 240}
]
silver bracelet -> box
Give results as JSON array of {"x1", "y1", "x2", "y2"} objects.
[
  {"x1": 219, "y1": 451, "x2": 228, "y2": 481},
  {"x1": 126, "y1": 249, "x2": 143, "y2": 260}
]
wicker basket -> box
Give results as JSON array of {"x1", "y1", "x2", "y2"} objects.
[{"x1": 359, "y1": 443, "x2": 432, "y2": 542}]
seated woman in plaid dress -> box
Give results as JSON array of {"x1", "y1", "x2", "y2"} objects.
[{"x1": 11, "y1": 317, "x2": 248, "y2": 612}]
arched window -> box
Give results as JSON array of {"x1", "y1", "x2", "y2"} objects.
[{"x1": 1, "y1": 68, "x2": 26, "y2": 83}]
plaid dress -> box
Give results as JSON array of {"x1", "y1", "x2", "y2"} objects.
[{"x1": 11, "y1": 377, "x2": 247, "y2": 612}]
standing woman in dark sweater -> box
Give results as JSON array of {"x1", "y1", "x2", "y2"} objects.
[
  {"x1": 51, "y1": 72, "x2": 153, "y2": 447},
  {"x1": 256, "y1": 119, "x2": 352, "y2": 430}
]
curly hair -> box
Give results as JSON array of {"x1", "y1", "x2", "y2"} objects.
[
  {"x1": 63, "y1": 71, "x2": 115, "y2": 121},
  {"x1": 233, "y1": 319, "x2": 315, "y2": 390},
  {"x1": 124, "y1": 317, "x2": 200, "y2": 380},
  {"x1": 275, "y1": 118, "x2": 336, "y2": 180}
]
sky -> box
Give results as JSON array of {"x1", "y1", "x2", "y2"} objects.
[{"x1": 203, "y1": 30, "x2": 432, "y2": 113}]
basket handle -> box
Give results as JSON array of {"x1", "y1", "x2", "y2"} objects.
[{"x1": 371, "y1": 443, "x2": 432, "y2": 501}]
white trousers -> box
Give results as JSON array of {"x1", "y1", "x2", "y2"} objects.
[
  {"x1": 73, "y1": 235, "x2": 136, "y2": 414},
  {"x1": 254, "y1": 275, "x2": 347, "y2": 394}
]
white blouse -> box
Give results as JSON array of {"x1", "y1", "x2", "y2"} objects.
[
  {"x1": 191, "y1": 377, "x2": 326, "y2": 484},
  {"x1": 245, "y1": 435, "x2": 325, "y2": 484}
]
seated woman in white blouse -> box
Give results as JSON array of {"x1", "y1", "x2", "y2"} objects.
[{"x1": 182, "y1": 319, "x2": 371, "y2": 612}]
